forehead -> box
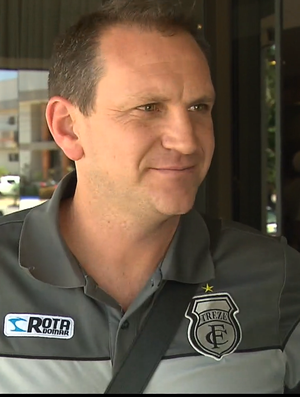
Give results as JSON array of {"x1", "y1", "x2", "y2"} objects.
[{"x1": 97, "y1": 25, "x2": 214, "y2": 101}]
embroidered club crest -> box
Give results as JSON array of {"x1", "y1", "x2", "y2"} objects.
[{"x1": 185, "y1": 292, "x2": 242, "y2": 360}]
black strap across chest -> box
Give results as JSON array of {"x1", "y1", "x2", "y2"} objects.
[{"x1": 104, "y1": 215, "x2": 221, "y2": 394}]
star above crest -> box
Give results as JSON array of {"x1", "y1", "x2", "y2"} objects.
[{"x1": 202, "y1": 283, "x2": 214, "y2": 293}]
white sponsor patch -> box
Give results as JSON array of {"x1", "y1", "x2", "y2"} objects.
[
  {"x1": 4, "y1": 313, "x2": 74, "y2": 339},
  {"x1": 185, "y1": 292, "x2": 242, "y2": 360}
]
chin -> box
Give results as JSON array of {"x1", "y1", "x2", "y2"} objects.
[{"x1": 154, "y1": 195, "x2": 196, "y2": 217}]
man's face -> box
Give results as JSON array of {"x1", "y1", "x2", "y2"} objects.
[{"x1": 75, "y1": 25, "x2": 215, "y2": 219}]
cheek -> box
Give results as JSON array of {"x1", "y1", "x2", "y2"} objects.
[
  {"x1": 208, "y1": 131, "x2": 215, "y2": 153},
  {"x1": 197, "y1": 124, "x2": 215, "y2": 155},
  {"x1": 84, "y1": 116, "x2": 158, "y2": 166}
]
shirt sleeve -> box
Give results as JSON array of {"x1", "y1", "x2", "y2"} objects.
[
  {"x1": 281, "y1": 240, "x2": 300, "y2": 393},
  {"x1": 284, "y1": 323, "x2": 300, "y2": 393}
]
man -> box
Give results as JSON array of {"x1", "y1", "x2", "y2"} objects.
[
  {"x1": 283, "y1": 150, "x2": 300, "y2": 251},
  {"x1": 0, "y1": 0, "x2": 300, "y2": 393}
]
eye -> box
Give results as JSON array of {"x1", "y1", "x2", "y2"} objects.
[
  {"x1": 136, "y1": 103, "x2": 159, "y2": 112},
  {"x1": 188, "y1": 104, "x2": 209, "y2": 112}
]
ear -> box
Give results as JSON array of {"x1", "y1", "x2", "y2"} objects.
[{"x1": 45, "y1": 96, "x2": 84, "y2": 161}]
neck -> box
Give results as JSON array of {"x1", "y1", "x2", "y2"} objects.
[
  {"x1": 59, "y1": 189, "x2": 180, "y2": 308},
  {"x1": 69, "y1": 185, "x2": 180, "y2": 245}
]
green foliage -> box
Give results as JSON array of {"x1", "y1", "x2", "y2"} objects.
[
  {"x1": 265, "y1": 45, "x2": 276, "y2": 190},
  {"x1": 38, "y1": 186, "x2": 56, "y2": 199},
  {"x1": 0, "y1": 167, "x2": 8, "y2": 178}
]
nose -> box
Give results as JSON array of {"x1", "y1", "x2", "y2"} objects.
[{"x1": 161, "y1": 109, "x2": 198, "y2": 155}]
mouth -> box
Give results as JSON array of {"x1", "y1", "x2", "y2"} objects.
[{"x1": 150, "y1": 166, "x2": 196, "y2": 173}]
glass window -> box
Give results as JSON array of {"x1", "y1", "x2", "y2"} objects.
[{"x1": 0, "y1": 0, "x2": 102, "y2": 215}]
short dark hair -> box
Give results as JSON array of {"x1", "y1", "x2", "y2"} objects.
[{"x1": 48, "y1": 0, "x2": 210, "y2": 116}]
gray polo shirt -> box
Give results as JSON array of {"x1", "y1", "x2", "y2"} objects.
[{"x1": 1, "y1": 171, "x2": 300, "y2": 393}]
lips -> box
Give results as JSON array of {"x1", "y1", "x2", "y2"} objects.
[{"x1": 151, "y1": 166, "x2": 195, "y2": 171}]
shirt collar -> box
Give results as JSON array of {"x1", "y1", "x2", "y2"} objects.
[
  {"x1": 19, "y1": 171, "x2": 215, "y2": 287},
  {"x1": 19, "y1": 170, "x2": 85, "y2": 288},
  {"x1": 160, "y1": 209, "x2": 215, "y2": 284}
]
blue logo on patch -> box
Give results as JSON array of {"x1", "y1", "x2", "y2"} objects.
[
  {"x1": 4, "y1": 313, "x2": 74, "y2": 339},
  {"x1": 8, "y1": 317, "x2": 27, "y2": 332}
]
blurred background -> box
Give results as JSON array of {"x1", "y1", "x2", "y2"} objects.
[{"x1": 0, "y1": 0, "x2": 299, "y2": 250}]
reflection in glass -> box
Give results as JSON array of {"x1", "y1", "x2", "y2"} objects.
[
  {"x1": 264, "y1": 44, "x2": 277, "y2": 235},
  {"x1": 261, "y1": 10, "x2": 278, "y2": 236},
  {"x1": 0, "y1": 0, "x2": 112, "y2": 217},
  {"x1": 0, "y1": 70, "x2": 19, "y2": 216},
  {"x1": 281, "y1": 0, "x2": 300, "y2": 251},
  {"x1": 0, "y1": 70, "x2": 74, "y2": 216}
]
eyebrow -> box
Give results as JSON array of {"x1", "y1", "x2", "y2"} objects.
[
  {"x1": 188, "y1": 94, "x2": 216, "y2": 105},
  {"x1": 126, "y1": 93, "x2": 170, "y2": 104},
  {"x1": 125, "y1": 92, "x2": 216, "y2": 106}
]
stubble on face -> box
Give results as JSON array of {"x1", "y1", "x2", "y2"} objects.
[{"x1": 76, "y1": 25, "x2": 215, "y2": 221}]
